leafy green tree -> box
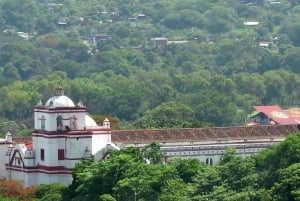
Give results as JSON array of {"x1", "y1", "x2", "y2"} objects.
[
  {"x1": 142, "y1": 141, "x2": 164, "y2": 164},
  {"x1": 99, "y1": 194, "x2": 117, "y2": 201},
  {"x1": 53, "y1": 59, "x2": 81, "y2": 79},
  {"x1": 233, "y1": 73, "x2": 265, "y2": 95},
  {"x1": 258, "y1": 51, "x2": 281, "y2": 73},
  {"x1": 182, "y1": 90, "x2": 238, "y2": 126},
  {"x1": 2, "y1": 63, "x2": 21, "y2": 83},
  {"x1": 256, "y1": 134, "x2": 300, "y2": 189},
  {"x1": 64, "y1": 149, "x2": 142, "y2": 201},
  {"x1": 159, "y1": 178, "x2": 189, "y2": 201},
  {"x1": 162, "y1": 9, "x2": 203, "y2": 29},
  {"x1": 190, "y1": 165, "x2": 222, "y2": 199},
  {"x1": 170, "y1": 158, "x2": 202, "y2": 183},
  {"x1": 203, "y1": 6, "x2": 235, "y2": 33},
  {"x1": 282, "y1": 47, "x2": 300, "y2": 73},
  {"x1": 132, "y1": 101, "x2": 194, "y2": 128},
  {"x1": 262, "y1": 71, "x2": 285, "y2": 104},
  {"x1": 35, "y1": 183, "x2": 66, "y2": 201},
  {"x1": 286, "y1": 20, "x2": 300, "y2": 47},
  {"x1": 57, "y1": 40, "x2": 90, "y2": 63},
  {"x1": 112, "y1": 22, "x2": 131, "y2": 38},
  {"x1": 271, "y1": 163, "x2": 300, "y2": 201}
]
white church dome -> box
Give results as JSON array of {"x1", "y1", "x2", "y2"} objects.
[
  {"x1": 85, "y1": 115, "x2": 98, "y2": 127},
  {"x1": 45, "y1": 86, "x2": 75, "y2": 107},
  {"x1": 45, "y1": 96, "x2": 75, "y2": 107}
]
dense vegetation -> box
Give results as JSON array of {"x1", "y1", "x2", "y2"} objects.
[
  {"x1": 0, "y1": 0, "x2": 300, "y2": 132},
  {"x1": 2, "y1": 133, "x2": 299, "y2": 201}
]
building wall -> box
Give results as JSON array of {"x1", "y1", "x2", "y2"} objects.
[
  {"x1": 23, "y1": 172, "x2": 72, "y2": 187},
  {"x1": 32, "y1": 137, "x2": 62, "y2": 167},
  {"x1": 119, "y1": 139, "x2": 282, "y2": 165},
  {"x1": 65, "y1": 136, "x2": 91, "y2": 159},
  {"x1": 92, "y1": 133, "x2": 111, "y2": 155},
  {"x1": 34, "y1": 111, "x2": 86, "y2": 131},
  {"x1": 0, "y1": 142, "x2": 9, "y2": 179},
  {"x1": 162, "y1": 141, "x2": 278, "y2": 165}
]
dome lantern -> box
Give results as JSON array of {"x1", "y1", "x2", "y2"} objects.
[
  {"x1": 45, "y1": 86, "x2": 75, "y2": 107},
  {"x1": 56, "y1": 86, "x2": 64, "y2": 96}
]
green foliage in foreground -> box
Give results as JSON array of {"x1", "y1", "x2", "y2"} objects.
[
  {"x1": 29, "y1": 134, "x2": 300, "y2": 201},
  {"x1": 0, "y1": 195, "x2": 17, "y2": 201}
]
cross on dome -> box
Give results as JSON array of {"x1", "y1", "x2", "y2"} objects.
[{"x1": 56, "y1": 86, "x2": 64, "y2": 96}]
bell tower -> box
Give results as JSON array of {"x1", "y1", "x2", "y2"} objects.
[{"x1": 6, "y1": 85, "x2": 114, "y2": 187}]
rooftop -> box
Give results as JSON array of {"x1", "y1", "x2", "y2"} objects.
[{"x1": 12, "y1": 124, "x2": 299, "y2": 146}]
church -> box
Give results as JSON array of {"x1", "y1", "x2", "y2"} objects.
[
  {"x1": 0, "y1": 86, "x2": 299, "y2": 187},
  {"x1": 0, "y1": 86, "x2": 118, "y2": 187}
]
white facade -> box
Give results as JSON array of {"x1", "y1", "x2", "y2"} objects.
[
  {"x1": 118, "y1": 138, "x2": 284, "y2": 166},
  {"x1": 0, "y1": 133, "x2": 13, "y2": 180},
  {"x1": 2, "y1": 86, "x2": 116, "y2": 187}
]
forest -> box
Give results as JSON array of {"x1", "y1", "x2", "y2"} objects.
[
  {"x1": 0, "y1": 0, "x2": 300, "y2": 133},
  {"x1": 1, "y1": 133, "x2": 300, "y2": 201}
]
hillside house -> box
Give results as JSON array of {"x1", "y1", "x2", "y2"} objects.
[
  {"x1": 151, "y1": 37, "x2": 168, "y2": 47},
  {"x1": 91, "y1": 34, "x2": 112, "y2": 43},
  {"x1": 246, "y1": 105, "x2": 300, "y2": 125}
]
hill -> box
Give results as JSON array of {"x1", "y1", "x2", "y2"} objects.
[{"x1": 0, "y1": 0, "x2": 299, "y2": 130}]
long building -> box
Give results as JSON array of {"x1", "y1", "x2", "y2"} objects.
[{"x1": 112, "y1": 125, "x2": 299, "y2": 164}]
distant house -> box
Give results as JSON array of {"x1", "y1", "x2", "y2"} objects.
[
  {"x1": 243, "y1": 21, "x2": 259, "y2": 26},
  {"x1": 128, "y1": 17, "x2": 140, "y2": 27},
  {"x1": 168, "y1": 40, "x2": 188, "y2": 45},
  {"x1": 246, "y1": 105, "x2": 300, "y2": 125},
  {"x1": 266, "y1": 0, "x2": 281, "y2": 4},
  {"x1": 58, "y1": 21, "x2": 67, "y2": 26},
  {"x1": 259, "y1": 41, "x2": 276, "y2": 51},
  {"x1": 17, "y1": 32, "x2": 31, "y2": 40},
  {"x1": 137, "y1": 14, "x2": 146, "y2": 20},
  {"x1": 91, "y1": 34, "x2": 112, "y2": 43},
  {"x1": 151, "y1": 37, "x2": 168, "y2": 47},
  {"x1": 58, "y1": 18, "x2": 68, "y2": 27},
  {"x1": 259, "y1": 41, "x2": 273, "y2": 48},
  {"x1": 47, "y1": 3, "x2": 63, "y2": 12}
]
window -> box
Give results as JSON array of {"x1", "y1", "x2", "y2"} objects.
[
  {"x1": 41, "y1": 149, "x2": 44, "y2": 161},
  {"x1": 41, "y1": 115, "x2": 46, "y2": 130},
  {"x1": 58, "y1": 149, "x2": 64, "y2": 160}
]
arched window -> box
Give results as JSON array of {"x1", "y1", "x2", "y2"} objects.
[{"x1": 210, "y1": 158, "x2": 213, "y2": 165}]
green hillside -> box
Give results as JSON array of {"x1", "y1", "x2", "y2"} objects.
[{"x1": 0, "y1": 0, "x2": 299, "y2": 130}]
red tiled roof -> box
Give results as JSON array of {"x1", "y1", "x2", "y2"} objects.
[
  {"x1": 25, "y1": 141, "x2": 33, "y2": 149},
  {"x1": 112, "y1": 124, "x2": 299, "y2": 144},
  {"x1": 13, "y1": 137, "x2": 32, "y2": 145},
  {"x1": 253, "y1": 105, "x2": 300, "y2": 125},
  {"x1": 12, "y1": 124, "x2": 299, "y2": 145}
]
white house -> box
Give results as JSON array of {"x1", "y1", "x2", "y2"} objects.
[{"x1": 0, "y1": 86, "x2": 118, "y2": 187}]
